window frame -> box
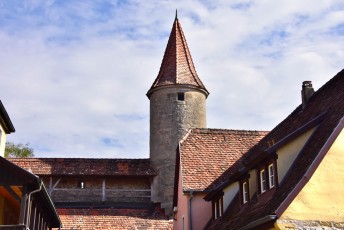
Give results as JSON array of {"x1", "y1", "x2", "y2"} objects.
[
  {"x1": 212, "y1": 196, "x2": 224, "y2": 220},
  {"x1": 268, "y1": 163, "x2": 275, "y2": 188},
  {"x1": 257, "y1": 159, "x2": 278, "y2": 194}
]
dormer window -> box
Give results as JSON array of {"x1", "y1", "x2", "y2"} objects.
[
  {"x1": 212, "y1": 195, "x2": 223, "y2": 220},
  {"x1": 241, "y1": 180, "x2": 250, "y2": 204},
  {"x1": 260, "y1": 169, "x2": 267, "y2": 193},
  {"x1": 258, "y1": 161, "x2": 277, "y2": 194},
  {"x1": 268, "y1": 163, "x2": 275, "y2": 188}
]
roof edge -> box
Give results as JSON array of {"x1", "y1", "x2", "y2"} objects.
[
  {"x1": 146, "y1": 84, "x2": 209, "y2": 99},
  {"x1": 0, "y1": 100, "x2": 15, "y2": 134},
  {"x1": 239, "y1": 215, "x2": 277, "y2": 230}
]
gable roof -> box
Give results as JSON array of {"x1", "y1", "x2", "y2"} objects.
[
  {"x1": 147, "y1": 16, "x2": 208, "y2": 98},
  {"x1": 208, "y1": 69, "x2": 344, "y2": 229},
  {"x1": 9, "y1": 158, "x2": 156, "y2": 177},
  {"x1": 179, "y1": 129, "x2": 267, "y2": 192},
  {"x1": 0, "y1": 100, "x2": 15, "y2": 134},
  {"x1": 56, "y1": 206, "x2": 173, "y2": 230}
]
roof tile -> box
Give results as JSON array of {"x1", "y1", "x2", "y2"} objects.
[{"x1": 8, "y1": 158, "x2": 156, "y2": 176}]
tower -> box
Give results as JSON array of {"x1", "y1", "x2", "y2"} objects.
[{"x1": 147, "y1": 14, "x2": 209, "y2": 215}]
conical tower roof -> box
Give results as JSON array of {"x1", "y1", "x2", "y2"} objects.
[{"x1": 147, "y1": 15, "x2": 209, "y2": 98}]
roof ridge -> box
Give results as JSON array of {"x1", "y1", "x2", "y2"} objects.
[{"x1": 190, "y1": 128, "x2": 269, "y2": 133}]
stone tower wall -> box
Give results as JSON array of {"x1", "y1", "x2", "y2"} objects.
[{"x1": 149, "y1": 86, "x2": 207, "y2": 215}]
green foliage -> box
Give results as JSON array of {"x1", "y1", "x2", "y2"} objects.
[{"x1": 5, "y1": 142, "x2": 34, "y2": 158}]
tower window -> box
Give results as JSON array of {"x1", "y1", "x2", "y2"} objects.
[{"x1": 177, "y1": 93, "x2": 185, "y2": 101}]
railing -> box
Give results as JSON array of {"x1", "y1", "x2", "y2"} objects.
[{"x1": 51, "y1": 188, "x2": 151, "y2": 202}]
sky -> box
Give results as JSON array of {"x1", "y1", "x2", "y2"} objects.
[{"x1": 0, "y1": 0, "x2": 343, "y2": 158}]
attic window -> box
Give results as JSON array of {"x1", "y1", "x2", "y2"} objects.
[
  {"x1": 268, "y1": 164, "x2": 275, "y2": 188},
  {"x1": 212, "y1": 196, "x2": 223, "y2": 220},
  {"x1": 258, "y1": 160, "x2": 277, "y2": 194},
  {"x1": 242, "y1": 181, "x2": 249, "y2": 204},
  {"x1": 260, "y1": 169, "x2": 267, "y2": 193},
  {"x1": 177, "y1": 92, "x2": 185, "y2": 101}
]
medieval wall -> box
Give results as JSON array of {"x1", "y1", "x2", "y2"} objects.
[{"x1": 43, "y1": 176, "x2": 151, "y2": 203}]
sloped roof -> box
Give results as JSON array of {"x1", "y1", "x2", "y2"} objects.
[
  {"x1": 179, "y1": 129, "x2": 267, "y2": 191},
  {"x1": 9, "y1": 158, "x2": 156, "y2": 176},
  {"x1": 147, "y1": 16, "x2": 208, "y2": 98},
  {"x1": 208, "y1": 69, "x2": 344, "y2": 229},
  {"x1": 55, "y1": 207, "x2": 173, "y2": 230}
]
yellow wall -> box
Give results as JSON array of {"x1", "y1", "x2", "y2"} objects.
[
  {"x1": 248, "y1": 169, "x2": 257, "y2": 199},
  {"x1": 0, "y1": 125, "x2": 6, "y2": 157},
  {"x1": 280, "y1": 129, "x2": 344, "y2": 222},
  {"x1": 277, "y1": 127, "x2": 316, "y2": 183},
  {"x1": 223, "y1": 182, "x2": 239, "y2": 210}
]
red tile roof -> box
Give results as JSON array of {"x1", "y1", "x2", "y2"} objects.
[
  {"x1": 54, "y1": 207, "x2": 173, "y2": 230},
  {"x1": 179, "y1": 129, "x2": 268, "y2": 191},
  {"x1": 147, "y1": 16, "x2": 208, "y2": 98},
  {"x1": 8, "y1": 158, "x2": 156, "y2": 176},
  {"x1": 208, "y1": 69, "x2": 344, "y2": 229}
]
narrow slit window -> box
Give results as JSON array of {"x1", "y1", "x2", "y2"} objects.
[
  {"x1": 177, "y1": 92, "x2": 185, "y2": 101},
  {"x1": 268, "y1": 164, "x2": 275, "y2": 188},
  {"x1": 260, "y1": 169, "x2": 267, "y2": 193}
]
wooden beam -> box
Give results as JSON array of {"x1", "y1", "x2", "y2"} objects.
[
  {"x1": 48, "y1": 178, "x2": 61, "y2": 195},
  {"x1": 3, "y1": 185, "x2": 21, "y2": 202}
]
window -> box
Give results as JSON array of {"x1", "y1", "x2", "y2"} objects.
[
  {"x1": 212, "y1": 196, "x2": 223, "y2": 220},
  {"x1": 258, "y1": 161, "x2": 277, "y2": 194},
  {"x1": 242, "y1": 181, "x2": 249, "y2": 204},
  {"x1": 268, "y1": 164, "x2": 275, "y2": 188},
  {"x1": 177, "y1": 92, "x2": 185, "y2": 101},
  {"x1": 260, "y1": 169, "x2": 267, "y2": 193}
]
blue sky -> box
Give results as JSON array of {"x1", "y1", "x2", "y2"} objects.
[{"x1": 1, "y1": 0, "x2": 343, "y2": 158}]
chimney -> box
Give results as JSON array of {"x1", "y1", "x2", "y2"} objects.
[{"x1": 301, "y1": 81, "x2": 314, "y2": 108}]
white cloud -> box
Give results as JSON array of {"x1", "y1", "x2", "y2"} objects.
[{"x1": 0, "y1": 0, "x2": 343, "y2": 158}]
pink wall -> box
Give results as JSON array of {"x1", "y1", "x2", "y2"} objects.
[
  {"x1": 191, "y1": 194, "x2": 212, "y2": 229},
  {"x1": 173, "y1": 168, "x2": 212, "y2": 230}
]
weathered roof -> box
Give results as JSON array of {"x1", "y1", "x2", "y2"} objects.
[
  {"x1": 9, "y1": 158, "x2": 156, "y2": 176},
  {"x1": 147, "y1": 16, "x2": 208, "y2": 98},
  {"x1": 55, "y1": 206, "x2": 173, "y2": 230},
  {"x1": 179, "y1": 129, "x2": 267, "y2": 192},
  {"x1": 208, "y1": 69, "x2": 344, "y2": 229},
  {"x1": 0, "y1": 100, "x2": 15, "y2": 134}
]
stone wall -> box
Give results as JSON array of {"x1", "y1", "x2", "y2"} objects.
[{"x1": 149, "y1": 86, "x2": 207, "y2": 215}]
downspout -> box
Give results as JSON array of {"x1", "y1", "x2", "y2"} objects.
[
  {"x1": 188, "y1": 191, "x2": 193, "y2": 230},
  {"x1": 25, "y1": 181, "x2": 43, "y2": 229}
]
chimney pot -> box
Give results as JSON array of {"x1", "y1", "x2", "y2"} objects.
[{"x1": 301, "y1": 80, "x2": 314, "y2": 109}]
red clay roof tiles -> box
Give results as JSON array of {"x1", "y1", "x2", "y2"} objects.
[
  {"x1": 147, "y1": 17, "x2": 208, "y2": 97},
  {"x1": 55, "y1": 207, "x2": 172, "y2": 230},
  {"x1": 8, "y1": 158, "x2": 156, "y2": 176},
  {"x1": 179, "y1": 129, "x2": 268, "y2": 191}
]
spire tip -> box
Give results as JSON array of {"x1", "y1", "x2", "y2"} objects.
[{"x1": 175, "y1": 9, "x2": 178, "y2": 20}]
